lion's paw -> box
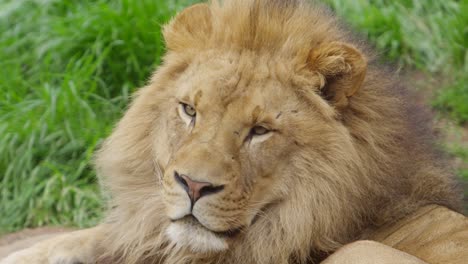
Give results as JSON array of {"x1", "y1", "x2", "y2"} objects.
[
  {"x1": 0, "y1": 230, "x2": 98, "y2": 264},
  {"x1": 1, "y1": 245, "x2": 88, "y2": 264}
]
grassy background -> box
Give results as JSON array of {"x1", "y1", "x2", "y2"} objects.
[{"x1": 0, "y1": 0, "x2": 467, "y2": 234}]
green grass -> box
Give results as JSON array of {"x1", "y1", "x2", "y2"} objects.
[
  {"x1": 0, "y1": 0, "x2": 197, "y2": 233},
  {"x1": 434, "y1": 74, "x2": 468, "y2": 125},
  {"x1": 324, "y1": 0, "x2": 468, "y2": 124},
  {"x1": 323, "y1": 0, "x2": 468, "y2": 70},
  {"x1": 0, "y1": 0, "x2": 466, "y2": 233}
]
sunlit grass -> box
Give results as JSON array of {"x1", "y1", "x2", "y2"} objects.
[{"x1": 0, "y1": 0, "x2": 197, "y2": 233}]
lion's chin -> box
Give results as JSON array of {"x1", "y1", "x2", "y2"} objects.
[{"x1": 166, "y1": 221, "x2": 229, "y2": 253}]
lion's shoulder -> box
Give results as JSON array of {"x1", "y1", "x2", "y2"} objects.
[{"x1": 370, "y1": 205, "x2": 468, "y2": 264}]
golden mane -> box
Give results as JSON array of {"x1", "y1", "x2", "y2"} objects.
[
  {"x1": 94, "y1": 1, "x2": 462, "y2": 263},
  {"x1": 164, "y1": 0, "x2": 342, "y2": 54}
]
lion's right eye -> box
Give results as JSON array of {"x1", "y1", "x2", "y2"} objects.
[
  {"x1": 245, "y1": 125, "x2": 273, "y2": 145},
  {"x1": 250, "y1": 126, "x2": 270, "y2": 136}
]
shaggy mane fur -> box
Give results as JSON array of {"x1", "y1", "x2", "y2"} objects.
[{"x1": 94, "y1": 0, "x2": 462, "y2": 263}]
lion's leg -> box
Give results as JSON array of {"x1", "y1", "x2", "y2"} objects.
[
  {"x1": 0, "y1": 225, "x2": 107, "y2": 264},
  {"x1": 0, "y1": 228, "x2": 72, "y2": 259},
  {"x1": 321, "y1": 240, "x2": 427, "y2": 264}
]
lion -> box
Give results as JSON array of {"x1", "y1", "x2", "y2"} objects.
[{"x1": 1, "y1": 0, "x2": 467, "y2": 263}]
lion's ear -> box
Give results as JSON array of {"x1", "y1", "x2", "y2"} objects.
[
  {"x1": 163, "y1": 3, "x2": 212, "y2": 52},
  {"x1": 307, "y1": 42, "x2": 367, "y2": 108}
]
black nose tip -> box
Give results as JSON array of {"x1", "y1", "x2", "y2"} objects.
[{"x1": 174, "y1": 171, "x2": 224, "y2": 204}]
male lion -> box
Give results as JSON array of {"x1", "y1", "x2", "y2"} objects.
[{"x1": 1, "y1": 0, "x2": 467, "y2": 263}]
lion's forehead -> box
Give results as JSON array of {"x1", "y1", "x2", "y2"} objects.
[{"x1": 175, "y1": 53, "x2": 299, "y2": 117}]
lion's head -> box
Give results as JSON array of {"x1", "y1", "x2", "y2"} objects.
[{"x1": 95, "y1": 1, "x2": 460, "y2": 263}]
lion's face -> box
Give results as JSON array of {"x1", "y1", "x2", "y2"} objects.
[
  {"x1": 97, "y1": 1, "x2": 370, "y2": 259},
  {"x1": 147, "y1": 9, "x2": 368, "y2": 251},
  {"x1": 156, "y1": 52, "x2": 319, "y2": 252}
]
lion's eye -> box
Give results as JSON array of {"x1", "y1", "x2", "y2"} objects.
[
  {"x1": 181, "y1": 103, "x2": 196, "y2": 118},
  {"x1": 250, "y1": 126, "x2": 270, "y2": 136}
]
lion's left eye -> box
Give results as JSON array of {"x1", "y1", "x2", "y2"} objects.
[{"x1": 250, "y1": 126, "x2": 270, "y2": 136}]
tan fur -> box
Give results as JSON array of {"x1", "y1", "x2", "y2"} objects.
[
  {"x1": 370, "y1": 205, "x2": 468, "y2": 263},
  {"x1": 0, "y1": 228, "x2": 72, "y2": 259},
  {"x1": 322, "y1": 240, "x2": 427, "y2": 264},
  {"x1": 0, "y1": 1, "x2": 464, "y2": 264}
]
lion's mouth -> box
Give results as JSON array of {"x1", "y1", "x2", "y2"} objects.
[{"x1": 171, "y1": 215, "x2": 241, "y2": 238}]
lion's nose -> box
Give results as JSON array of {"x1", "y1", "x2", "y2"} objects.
[{"x1": 174, "y1": 171, "x2": 224, "y2": 204}]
